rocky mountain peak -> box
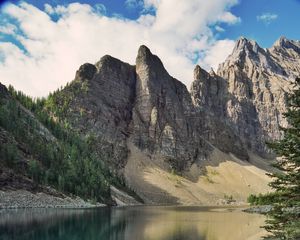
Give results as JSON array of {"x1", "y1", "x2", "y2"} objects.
[
  {"x1": 269, "y1": 37, "x2": 300, "y2": 78},
  {"x1": 134, "y1": 45, "x2": 173, "y2": 104},
  {"x1": 0, "y1": 82, "x2": 8, "y2": 97},
  {"x1": 272, "y1": 36, "x2": 300, "y2": 54},
  {"x1": 75, "y1": 63, "x2": 97, "y2": 81},
  {"x1": 136, "y1": 45, "x2": 155, "y2": 66},
  {"x1": 137, "y1": 45, "x2": 152, "y2": 59},
  {"x1": 218, "y1": 36, "x2": 287, "y2": 78},
  {"x1": 193, "y1": 65, "x2": 210, "y2": 81},
  {"x1": 274, "y1": 36, "x2": 288, "y2": 47},
  {"x1": 215, "y1": 37, "x2": 300, "y2": 157},
  {"x1": 75, "y1": 54, "x2": 131, "y2": 83},
  {"x1": 217, "y1": 36, "x2": 271, "y2": 75},
  {"x1": 136, "y1": 45, "x2": 166, "y2": 73},
  {"x1": 233, "y1": 36, "x2": 261, "y2": 54},
  {"x1": 234, "y1": 36, "x2": 249, "y2": 48},
  {"x1": 95, "y1": 54, "x2": 128, "y2": 70},
  {"x1": 209, "y1": 68, "x2": 217, "y2": 77}
]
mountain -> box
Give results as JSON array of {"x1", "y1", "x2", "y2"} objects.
[
  {"x1": 216, "y1": 36, "x2": 297, "y2": 157},
  {"x1": 0, "y1": 82, "x2": 140, "y2": 207},
  {"x1": 1, "y1": 36, "x2": 299, "y2": 206}
]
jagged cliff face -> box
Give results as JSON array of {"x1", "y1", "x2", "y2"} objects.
[
  {"x1": 52, "y1": 56, "x2": 136, "y2": 169},
  {"x1": 270, "y1": 37, "x2": 300, "y2": 77},
  {"x1": 190, "y1": 66, "x2": 248, "y2": 160},
  {"x1": 59, "y1": 46, "x2": 210, "y2": 172},
  {"x1": 131, "y1": 46, "x2": 208, "y2": 170},
  {"x1": 215, "y1": 37, "x2": 298, "y2": 157},
  {"x1": 2, "y1": 36, "x2": 298, "y2": 205},
  {"x1": 55, "y1": 36, "x2": 299, "y2": 172}
]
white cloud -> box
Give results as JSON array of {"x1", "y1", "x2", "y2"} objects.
[
  {"x1": 257, "y1": 13, "x2": 278, "y2": 25},
  {"x1": 215, "y1": 25, "x2": 225, "y2": 32},
  {"x1": 125, "y1": 0, "x2": 144, "y2": 9},
  {"x1": 94, "y1": 3, "x2": 107, "y2": 15},
  {"x1": 218, "y1": 11, "x2": 241, "y2": 25},
  {"x1": 143, "y1": 0, "x2": 160, "y2": 9},
  {"x1": 0, "y1": 23, "x2": 17, "y2": 35},
  {"x1": 202, "y1": 39, "x2": 235, "y2": 71},
  {"x1": 0, "y1": 0, "x2": 240, "y2": 97},
  {"x1": 44, "y1": 3, "x2": 54, "y2": 15}
]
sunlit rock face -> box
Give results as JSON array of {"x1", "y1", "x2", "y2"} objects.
[
  {"x1": 215, "y1": 37, "x2": 298, "y2": 157},
  {"x1": 60, "y1": 37, "x2": 299, "y2": 172}
]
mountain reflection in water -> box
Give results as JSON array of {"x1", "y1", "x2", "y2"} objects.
[{"x1": 0, "y1": 206, "x2": 267, "y2": 240}]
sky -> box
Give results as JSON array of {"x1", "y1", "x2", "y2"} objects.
[{"x1": 0, "y1": 0, "x2": 299, "y2": 97}]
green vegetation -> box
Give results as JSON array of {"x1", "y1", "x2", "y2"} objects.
[
  {"x1": 203, "y1": 169, "x2": 219, "y2": 184},
  {"x1": 247, "y1": 192, "x2": 280, "y2": 206},
  {"x1": 167, "y1": 156, "x2": 185, "y2": 174},
  {"x1": 1, "y1": 86, "x2": 112, "y2": 203},
  {"x1": 204, "y1": 175, "x2": 215, "y2": 184},
  {"x1": 0, "y1": 142, "x2": 19, "y2": 169},
  {"x1": 224, "y1": 194, "x2": 235, "y2": 203},
  {"x1": 209, "y1": 169, "x2": 219, "y2": 176},
  {"x1": 248, "y1": 78, "x2": 300, "y2": 239},
  {"x1": 168, "y1": 170, "x2": 183, "y2": 187}
]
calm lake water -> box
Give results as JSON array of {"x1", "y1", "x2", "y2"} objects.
[{"x1": 0, "y1": 206, "x2": 267, "y2": 240}]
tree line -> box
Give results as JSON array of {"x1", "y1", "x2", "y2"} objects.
[{"x1": 0, "y1": 86, "x2": 113, "y2": 203}]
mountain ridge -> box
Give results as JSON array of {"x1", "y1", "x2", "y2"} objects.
[{"x1": 0, "y1": 36, "x2": 299, "y2": 205}]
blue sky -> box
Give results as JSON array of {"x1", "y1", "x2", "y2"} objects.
[
  {"x1": 222, "y1": 0, "x2": 300, "y2": 47},
  {"x1": 0, "y1": 0, "x2": 299, "y2": 96},
  {"x1": 2, "y1": 0, "x2": 299, "y2": 47}
]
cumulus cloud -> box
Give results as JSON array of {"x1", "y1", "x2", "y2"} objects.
[
  {"x1": 218, "y1": 11, "x2": 241, "y2": 24},
  {"x1": 202, "y1": 39, "x2": 235, "y2": 70},
  {"x1": 257, "y1": 13, "x2": 278, "y2": 25},
  {"x1": 125, "y1": 0, "x2": 144, "y2": 9},
  {"x1": 44, "y1": 3, "x2": 54, "y2": 14},
  {"x1": 215, "y1": 25, "x2": 225, "y2": 32},
  {"x1": 0, "y1": 23, "x2": 16, "y2": 35},
  {"x1": 94, "y1": 3, "x2": 107, "y2": 15},
  {"x1": 0, "y1": 0, "x2": 239, "y2": 97}
]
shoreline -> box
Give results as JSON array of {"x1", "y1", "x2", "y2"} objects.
[
  {"x1": 0, "y1": 189, "x2": 105, "y2": 209},
  {"x1": 243, "y1": 205, "x2": 272, "y2": 214},
  {"x1": 1, "y1": 189, "x2": 253, "y2": 210}
]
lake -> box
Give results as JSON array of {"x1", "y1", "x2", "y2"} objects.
[{"x1": 0, "y1": 206, "x2": 267, "y2": 240}]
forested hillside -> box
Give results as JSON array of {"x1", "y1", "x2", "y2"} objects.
[{"x1": 0, "y1": 83, "x2": 131, "y2": 205}]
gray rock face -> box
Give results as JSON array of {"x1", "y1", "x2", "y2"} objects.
[
  {"x1": 131, "y1": 45, "x2": 209, "y2": 170},
  {"x1": 216, "y1": 37, "x2": 295, "y2": 157},
  {"x1": 2, "y1": 37, "x2": 297, "y2": 205},
  {"x1": 60, "y1": 46, "x2": 211, "y2": 172},
  {"x1": 56, "y1": 55, "x2": 137, "y2": 169},
  {"x1": 190, "y1": 65, "x2": 248, "y2": 160},
  {"x1": 269, "y1": 37, "x2": 300, "y2": 78},
  {"x1": 59, "y1": 36, "x2": 299, "y2": 172},
  {"x1": 0, "y1": 82, "x2": 9, "y2": 98}
]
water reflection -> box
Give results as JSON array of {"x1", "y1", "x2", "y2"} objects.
[{"x1": 0, "y1": 206, "x2": 266, "y2": 240}]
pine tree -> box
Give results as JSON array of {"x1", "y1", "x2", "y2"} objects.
[{"x1": 265, "y1": 77, "x2": 300, "y2": 239}]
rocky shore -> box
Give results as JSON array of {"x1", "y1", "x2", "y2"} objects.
[
  {"x1": 243, "y1": 205, "x2": 273, "y2": 214},
  {"x1": 244, "y1": 205, "x2": 300, "y2": 215},
  {"x1": 0, "y1": 190, "x2": 105, "y2": 209}
]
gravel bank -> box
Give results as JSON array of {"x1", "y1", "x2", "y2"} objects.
[
  {"x1": 244, "y1": 205, "x2": 300, "y2": 215},
  {"x1": 243, "y1": 205, "x2": 273, "y2": 214},
  {"x1": 0, "y1": 190, "x2": 105, "y2": 209}
]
